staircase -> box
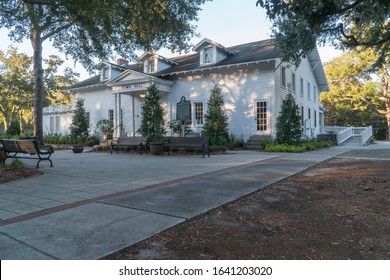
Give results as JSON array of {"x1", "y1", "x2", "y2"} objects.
[{"x1": 244, "y1": 135, "x2": 264, "y2": 150}]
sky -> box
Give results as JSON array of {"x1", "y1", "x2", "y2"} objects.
[{"x1": 0, "y1": 0, "x2": 342, "y2": 81}]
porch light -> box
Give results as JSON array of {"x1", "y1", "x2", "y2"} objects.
[{"x1": 140, "y1": 92, "x2": 146, "y2": 98}]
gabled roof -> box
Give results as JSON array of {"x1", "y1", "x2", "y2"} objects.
[
  {"x1": 65, "y1": 38, "x2": 328, "y2": 92},
  {"x1": 96, "y1": 60, "x2": 128, "y2": 71},
  {"x1": 156, "y1": 39, "x2": 280, "y2": 76},
  {"x1": 193, "y1": 38, "x2": 236, "y2": 55},
  {"x1": 138, "y1": 51, "x2": 179, "y2": 66}
]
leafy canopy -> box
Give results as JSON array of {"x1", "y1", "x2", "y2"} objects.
[
  {"x1": 0, "y1": 0, "x2": 209, "y2": 71},
  {"x1": 257, "y1": 0, "x2": 389, "y2": 66}
]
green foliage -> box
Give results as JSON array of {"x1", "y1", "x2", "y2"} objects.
[
  {"x1": 257, "y1": 0, "x2": 389, "y2": 66},
  {"x1": 167, "y1": 120, "x2": 193, "y2": 136},
  {"x1": 276, "y1": 93, "x2": 302, "y2": 145},
  {"x1": 10, "y1": 159, "x2": 24, "y2": 169},
  {"x1": 203, "y1": 85, "x2": 229, "y2": 145},
  {"x1": 0, "y1": 0, "x2": 207, "y2": 144},
  {"x1": 139, "y1": 83, "x2": 166, "y2": 141},
  {"x1": 96, "y1": 119, "x2": 113, "y2": 135},
  {"x1": 70, "y1": 98, "x2": 89, "y2": 139},
  {"x1": 226, "y1": 134, "x2": 244, "y2": 150},
  {"x1": 5, "y1": 119, "x2": 21, "y2": 136},
  {"x1": 264, "y1": 141, "x2": 335, "y2": 153},
  {"x1": 321, "y1": 49, "x2": 389, "y2": 139},
  {"x1": 43, "y1": 133, "x2": 100, "y2": 146}
]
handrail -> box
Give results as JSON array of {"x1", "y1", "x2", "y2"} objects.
[
  {"x1": 337, "y1": 127, "x2": 353, "y2": 145},
  {"x1": 360, "y1": 126, "x2": 373, "y2": 146}
]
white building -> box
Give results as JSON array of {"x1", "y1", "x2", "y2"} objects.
[{"x1": 43, "y1": 38, "x2": 329, "y2": 141}]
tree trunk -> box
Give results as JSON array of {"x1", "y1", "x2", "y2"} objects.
[
  {"x1": 31, "y1": 31, "x2": 44, "y2": 144},
  {"x1": 18, "y1": 109, "x2": 26, "y2": 134},
  {"x1": 381, "y1": 76, "x2": 390, "y2": 140}
]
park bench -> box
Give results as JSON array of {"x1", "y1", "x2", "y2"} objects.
[
  {"x1": 0, "y1": 138, "x2": 54, "y2": 168},
  {"x1": 110, "y1": 136, "x2": 149, "y2": 154},
  {"x1": 163, "y1": 137, "x2": 210, "y2": 158}
]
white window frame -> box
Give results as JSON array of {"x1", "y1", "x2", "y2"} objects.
[
  {"x1": 193, "y1": 101, "x2": 204, "y2": 126},
  {"x1": 313, "y1": 85, "x2": 317, "y2": 102},
  {"x1": 255, "y1": 100, "x2": 269, "y2": 133},
  {"x1": 307, "y1": 82, "x2": 311, "y2": 100},
  {"x1": 281, "y1": 66, "x2": 286, "y2": 88},
  {"x1": 201, "y1": 46, "x2": 215, "y2": 65},
  {"x1": 102, "y1": 67, "x2": 109, "y2": 80},
  {"x1": 291, "y1": 72, "x2": 296, "y2": 93},
  {"x1": 300, "y1": 77, "x2": 304, "y2": 97},
  {"x1": 144, "y1": 57, "x2": 156, "y2": 73}
]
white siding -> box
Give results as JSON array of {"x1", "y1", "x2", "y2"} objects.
[{"x1": 167, "y1": 62, "x2": 275, "y2": 140}]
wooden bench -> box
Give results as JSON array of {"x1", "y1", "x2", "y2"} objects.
[
  {"x1": 163, "y1": 137, "x2": 210, "y2": 158},
  {"x1": 110, "y1": 136, "x2": 149, "y2": 154},
  {"x1": 1, "y1": 139, "x2": 54, "y2": 168}
]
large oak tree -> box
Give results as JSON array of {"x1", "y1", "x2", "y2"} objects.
[
  {"x1": 256, "y1": 0, "x2": 389, "y2": 66},
  {"x1": 0, "y1": 0, "x2": 208, "y2": 143}
]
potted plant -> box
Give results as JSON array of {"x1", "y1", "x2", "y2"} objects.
[
  {"x1": 96, "y1": 119, "x2": 114, "y2": 145},
  {"x1": 138, "y1": 83, "x2": 166, "y2": 155}
]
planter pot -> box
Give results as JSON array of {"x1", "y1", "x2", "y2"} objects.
[
  {"x1": 72, "y1": 145, "x2": 84, "y2": 153},
  {"x1": 149, "y1": 142, "x2": 163, "y2": 156}
]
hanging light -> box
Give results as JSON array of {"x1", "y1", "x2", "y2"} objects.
[{"x1": 140, "y1": 92, "x2": 146, "y2": 98}]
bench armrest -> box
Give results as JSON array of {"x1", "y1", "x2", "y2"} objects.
[{"x1": 39, "y1": 144, "x2": 54, "y2": 153}]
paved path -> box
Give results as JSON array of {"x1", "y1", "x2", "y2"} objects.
[{"x1": 1, "y1": 142, "x2": 389, "y2": 259}]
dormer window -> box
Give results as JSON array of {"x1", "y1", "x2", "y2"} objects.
[
  {"x1": 203, "y1": 46, "x2": 214, "y2": 64},
  {"x1": 102, "y1": 67, "x2": 109, "y2": 80},
  {"x1": 144, "y1": 57, "x2": 156, "y2": 73}
]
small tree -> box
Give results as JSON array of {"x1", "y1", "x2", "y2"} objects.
[
  {"x1": 139, "y1": 83, "x2": 166, "y2": 141},
  {"x1": 70, "y1": 98, "x2": 89, "y2": 141},
  {"x1": 276, "y1": 92, "x2": 302, "y2": 145},
  {"x1": 203, "y1": 85, "x2": 229, "y2": 145}
]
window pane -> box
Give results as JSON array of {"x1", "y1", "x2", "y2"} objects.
[
  {"x1": 194, "y1": 102, "x2": 203, "y2": 125},
  {"x1": 256, "y1": 101, "x2": 267, "y2": 131}
]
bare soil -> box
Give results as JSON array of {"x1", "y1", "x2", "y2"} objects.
[
  {"x1": 104, "y1": 150, "x2": 390, "y2": 260},
  {"x1": 0, "y1": 165, "x2": 43, "y2": 184}
]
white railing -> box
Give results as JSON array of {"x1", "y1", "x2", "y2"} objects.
[
  {"x1": 323, "y1": 126, "x2": 373, "y2": 146},
  {"x1": 336, "y1": 127, "x2": 353, "y2": 145},
  {"x1": 358, "y1": 126, "x2": 373, "y2": 146}
]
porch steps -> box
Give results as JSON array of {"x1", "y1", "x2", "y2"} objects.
[{"x1": 244, "y1": 135, "x2": 264, "y2": 150}]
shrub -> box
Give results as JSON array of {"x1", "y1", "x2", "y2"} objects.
[{"x1": 11, "y1": 159, "x2": 24, "y2": 169}]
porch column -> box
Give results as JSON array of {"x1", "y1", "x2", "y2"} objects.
[
  {"x1": 114, "y1": 93, "x2": 118, "y2": 138},
  {"x1": 118, "y1": 93, "x2": 123, "y2": 137}
]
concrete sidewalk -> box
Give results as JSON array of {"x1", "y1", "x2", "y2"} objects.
[{"x1": 1, "y1": 142, "x2": 389, "y2": 259}]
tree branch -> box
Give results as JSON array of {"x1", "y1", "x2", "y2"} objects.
[{"x1": 41, "y1": 23, "x2": 72, "y2": 41}]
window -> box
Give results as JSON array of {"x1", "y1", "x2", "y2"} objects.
[
  {"x1": 281, "y1": 66, "x2": 286, "y2": 88},
  {"x1": 203, "y1": 46, "x2": 214, "y2": 64},
  {"x1": 308, "y1": 108, "x2": 311, "y2": 120},
  {"x1": 313, "y1": 86, "x2": 317, "y2": 102},
  {"x1": 300, "y1": 78, "x2": 304, "y2": 97},
  {"x1": 194, "y1": 102, "x2": 204, "y2": 125},
  {"x1": 301, "y1": 106, "x2": 304, "y2": 126},
  {"x1": 50, "y1": 116, "x2": 54, "y2": 134},
  {"x1": 55, "y1": 116, "x2": 60, "y2": 132},
  {"x1": 307, "y1": 82, "x2": 311, "y2": 100},
  {"x1": 144, "y1": 57, "x2": 156, "y2": 73},
  {"x1": 102, "y1": 67, "x2": 109, "y2": 80},
  {"x1": 291, "y1": 72, "x2": 296, "y2": 92},
  {"x1": 314, "y1": 110, "x2": 317, "y2": 127},
  {"x1": 256, "y1": 101, "x2": 268, "y2": 131},
  {"x1": 108, "y1": 109, "x2": 114, "y2": 127}
]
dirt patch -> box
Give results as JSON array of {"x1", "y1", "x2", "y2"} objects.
[
  {"x1": 104, "y1": 151, "x2": 390, "y2": 260},
  {"x1": 0, "y1": 165, "x2": 43, "y2": 184}
]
